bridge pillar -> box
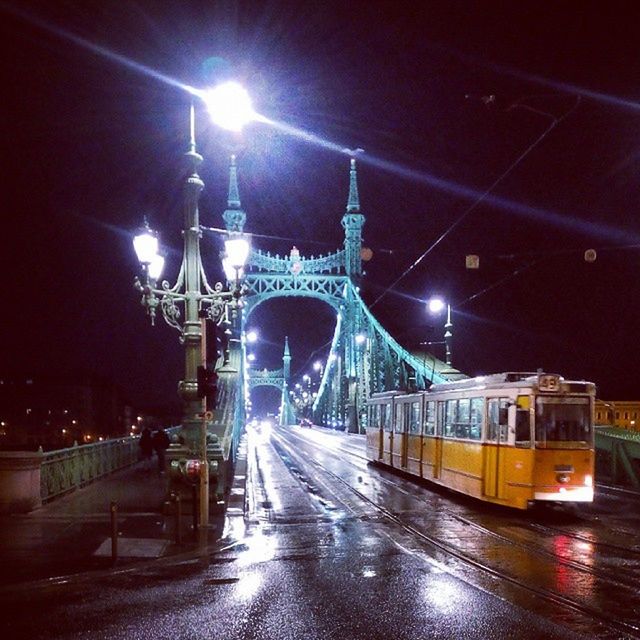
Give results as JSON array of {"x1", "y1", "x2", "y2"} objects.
[{"x1": 0, "y1": 451, "x2": 43, "y2": 513}]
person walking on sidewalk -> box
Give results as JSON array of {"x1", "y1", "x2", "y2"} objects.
[
  {"x1": 139, "y1": 428, "x2": 153, "y2": 470},
  {"x1": 152, "y1": 428, "x2": 170, "y2": 474}
]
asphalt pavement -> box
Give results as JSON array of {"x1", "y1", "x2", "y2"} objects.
[{"x1": 0, "y1": 428, "x2": 599, "y2": 640}]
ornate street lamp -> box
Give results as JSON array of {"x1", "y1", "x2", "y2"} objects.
[
  {"x1": 427, "y1": 297, "x2": 453, "y2": 367},
  {"x1": 132, "y1": 84, "x2": 253, "y2": 540}
]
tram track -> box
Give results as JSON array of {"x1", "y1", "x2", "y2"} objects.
[
  {"x1": 275, "y1": 427, "x2": 640, "y2": 639},
  {"x1": 296, "y1": 427, "x2": 640, "y2": 559}
]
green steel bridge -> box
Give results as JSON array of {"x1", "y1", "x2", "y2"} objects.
[{"x1": 130, "y1": 153, "x2": 640, "y2": 506}]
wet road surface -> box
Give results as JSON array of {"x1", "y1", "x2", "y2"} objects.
[{"x1": 2, "y1": 424, "x2": 639, "y2": 639}]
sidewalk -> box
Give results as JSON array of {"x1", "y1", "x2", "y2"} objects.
[{"x1": 0, "y1": 462, "x2": 201, "y2": 586}]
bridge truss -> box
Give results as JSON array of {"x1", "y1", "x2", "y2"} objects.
[{"x1": 221, "y1": 155, "x2": 464, "y2": 432}]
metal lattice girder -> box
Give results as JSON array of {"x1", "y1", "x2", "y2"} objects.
[
  {"x1": 248, "y1": 249, "x2": 346, "y2": 275},
  {"x1": 595, "y1": 428, "x2": 640, "y2": 488},
  {"x1": 247, "y1": 368, "x2": 286, "y2": 390},
  {"x1": 244, "y1": 273, "x2": 349, "y2": 316}
]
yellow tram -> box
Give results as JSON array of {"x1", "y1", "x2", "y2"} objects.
[{"x1": 365, "y1": 373, "x2": 595, "y2": 509}]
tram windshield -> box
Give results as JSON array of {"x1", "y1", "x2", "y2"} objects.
[{"x1": 535, "y1": 396, "x2": 592, "y2": 448}]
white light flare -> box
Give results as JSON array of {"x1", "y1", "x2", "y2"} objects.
[
  {"x1": 201, "y1": 82, "x2": 255, "y2": 132},
  {"x1": 133, "y1": 230, "x2": 158, "y2": 265},
  {"x1": 148, "y1": 253, "x2": 165, "y2": 281},
  {"x1": 427, "y1": 297, "x2": 446, "y2": 314}
]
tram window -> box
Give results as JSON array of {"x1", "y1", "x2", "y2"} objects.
[
  {"x1": 456, "y1": 398, "x2": 470, "y2": 438},
  {"x1": 424, "y1": 401, "x2": 436, "y2": 435},
  {"x1": 444, "y1": 400, "x2": 457, "y2": 437},
  {"x1": 515, "y1": 410, "x2": 531, "y2": 447},
  {"x1": 487, "y1": 398, "x2": 509, "y2": 442},
  {"x1": 469, "y1": 397, "x2": 483, "y2": 440},
  {"x1": 535, "y1": 397, "x2": 591, "y2": 448},
  {"x1": 383, "y1": 405, "x2": 392, "y2": 432},
  {"x1": 394, "y1": 404, "x2": 404, "y2": 434},
  {"x1": 410, "y1": 401, "x2": 421, "y2": 434},
  {"x1": 402, "y1": 403, "x2": 411, "y2": 433}
]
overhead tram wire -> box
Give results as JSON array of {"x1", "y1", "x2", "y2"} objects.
[{"x1": 368, "y1": 95, "x2": 582, "y2": 310}]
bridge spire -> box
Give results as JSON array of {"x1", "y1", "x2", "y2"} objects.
[
  {"x1": 223, "y1": 154, "x2": 246, "y2": 232},
  {"x1": 283, "y1": 336, "x2": 291, "y2": 382},
  {"x1": 341, "y1": 157, "x2": 365, "y2": 279},
  {"x1": 346, "y1": 157, "x2": 360, "y2": 212}
]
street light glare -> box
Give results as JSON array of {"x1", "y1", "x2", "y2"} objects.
[
  {"x1": 133, "y1": 229, "x2": 158, "y2": 265},
  {"x1": 223, "y1": 235, "x2": 251, "y2": 281},
  {"x1": 148, "y1": 253, "x2": 165, "y2": 281},
  {"x1": 203, "y1": 82, "x2": 254, "y2": 132},
  {"x1": 246, "y1": 330, "x2": 258, "y2": 343},
  {"x1": 427, "y1": 297, "x2": 446, "y2": 314}
]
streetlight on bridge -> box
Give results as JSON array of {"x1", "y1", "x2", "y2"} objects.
[
  {"x1": 132, "y1": 81, "x2": 254, "y2": 541},
  {"x1": 427, "y1": 297, "x2": 453, "y2": 368}
]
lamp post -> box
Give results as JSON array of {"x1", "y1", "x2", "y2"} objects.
[
  {"x1": 132, "y1": 85, "x2": 253, "y2": 541},
  {"x1": 427, "y1": 297, "x2": 453, "y2": 367}
]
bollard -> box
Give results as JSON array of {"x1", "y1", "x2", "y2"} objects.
[
  {"x1": 110, "y1": 501, "x2": 118, "y2": 564},
  {"x1": 192, "y1": 484, "x2": 198, "y2": 540},
  {"x1": 173, "y1": 493, "x2": 182, "y2": 545}
]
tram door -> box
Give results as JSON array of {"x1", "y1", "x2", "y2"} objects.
[
  {"x1": 400, "y1": 403, "x2": 410, "y2": 468},
  {"x1": 433, "y1": 402, "x2": 445, "y2": 479},
  {"x1": 484, "y1": 398, "x2": 509, "y2": 498},
  {"x1": 377, "y1": 404, "x2": 385, "y2": 461}
]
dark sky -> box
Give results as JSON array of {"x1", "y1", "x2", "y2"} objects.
[{"x1": 2, "y1": 0, "x2": 640, "y2": 413}]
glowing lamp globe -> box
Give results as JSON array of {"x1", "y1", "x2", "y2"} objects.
[
  {"x1": 148, "y1": 253, "x2": 165, "y2": 281},
  {"x1": 223, "y1": 235, "x2": 250, "y2": 281},
  {"x1": 203, "y1": 82, "x2": 254, "y2": 132},
  {"x1": 427, "y1": 297, "x2": 446, "y2": 314},
  {"x1": 133, "y1": 227, "x2": 159, "y2": 265}
]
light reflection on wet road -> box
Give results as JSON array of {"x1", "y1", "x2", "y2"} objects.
[{"x1": 3, "y1": 424, "x2": 640, "y2": 639}]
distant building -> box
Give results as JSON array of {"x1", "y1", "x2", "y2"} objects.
[
  {"x1": 0, "y1": 372, "x2": 134, "y2": 450},
  {"x1": 595, "y1": 400, "x2": 640, "y2": 431}
]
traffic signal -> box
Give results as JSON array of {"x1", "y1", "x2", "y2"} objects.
[{"x1": 197, "y1": 366, "x2": 218, "y2": 407}]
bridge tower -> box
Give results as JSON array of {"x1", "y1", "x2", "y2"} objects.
[
  {"x1": 280, "y1": 336, "x2": 295, "y2": 425},
  {"x1": 223, "y1": 154, "x2": 246, "y2": 233},
  {"x1": 246, "y1": 336, "x2": 296, "y2": 426},
  {"x1": 341, "y1": 158, "x2": 365, "y2": 279}
]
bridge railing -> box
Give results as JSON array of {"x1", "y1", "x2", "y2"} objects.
[
  {"x1": 0, "y1": 427, "x2": 180, "y2": 513},
  {"x1": 594, "y1": 425, "x2": 640, "y2": 489},
  {"x1": 41, "y1": 426, "x2": 181, "y2": 503}
]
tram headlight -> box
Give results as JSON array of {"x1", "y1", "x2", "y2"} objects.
[
  {"x1": 556, "y1": 473, "x2": 570, "y2": 484},
  {"x1": 584, "y1": 474, "x2": 593, "y2": 487}
]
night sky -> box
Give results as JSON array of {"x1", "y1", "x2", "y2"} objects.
[{"x1": 2, "y1": 1, "x2": 640, "y2": 414}]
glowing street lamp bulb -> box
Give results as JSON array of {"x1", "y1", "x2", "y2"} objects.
[
  {"x1": 247, "y1": 353, "x2": 256, "y2": 362},
  {"x1": 148, "y1": 253, "x2": 165, "y2": 281},
  {"x1": 313, "y1": 361, "x2": 322, "y2": 371},
  {"x1": 428, "y1": 297, "x2": 446, "y2": 314},
  {"x1": 133, "y1": 228, "x2": 158, "y2": 265},
  {"x1": 246, "y1": 330, "x2": 258, "y2": 343},
  {"x1": 203, "y1": 82, "x2": 254, "y2": 132}
]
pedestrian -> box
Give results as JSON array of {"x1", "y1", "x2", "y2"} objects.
[
  {"x1": 139, "y1": 428, "x2": 153, "y2": 470},
  {"x1": 152, "y1": 428, "x2": 170, "y2": 474}
]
